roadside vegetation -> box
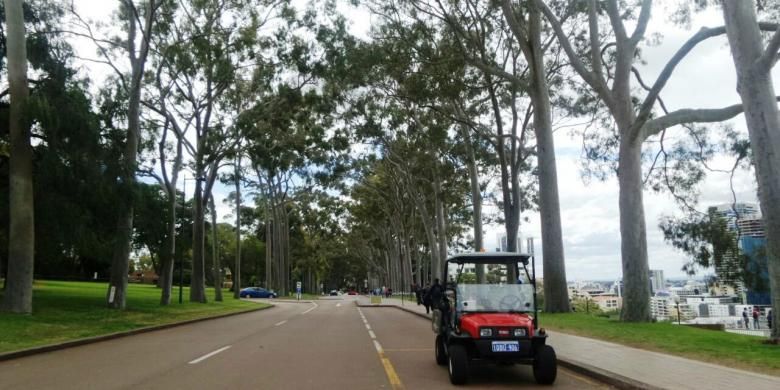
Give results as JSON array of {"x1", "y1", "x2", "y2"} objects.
[
  {"x1": 0, "y1": 281, "x2": 267, "y2": 354},
  {"x1": 541, "y1": 312, "x2": 780, "y2": 375}
]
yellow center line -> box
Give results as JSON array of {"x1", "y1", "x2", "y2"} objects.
[
  {"x1": 379, "y1": 351, "x2": 405, "y2": 390},
  {"x1": 357, "y1": 307, "x2": 406, "y2": 390}
]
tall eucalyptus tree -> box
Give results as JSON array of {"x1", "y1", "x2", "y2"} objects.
[
  {"x1": 143, "y1": 0, "x2": 276, "y2": 302},
  {"x1": 538, "y1": 0, "x2": 777, "y2": 321},
  {"x1": 1, "y1": 0, "x2": 33, "y2": 313},
  {"x1": 722, "y1": 0, "x2": 780, "y2": 341}
]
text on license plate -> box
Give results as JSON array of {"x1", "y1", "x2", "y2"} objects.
[{"x1": 491, "y1": 341, "x2": 519, "y2": 352}]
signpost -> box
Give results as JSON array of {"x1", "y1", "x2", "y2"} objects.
[{"x1": 296, "y1": 281, "x2": 302, "y2": 301}]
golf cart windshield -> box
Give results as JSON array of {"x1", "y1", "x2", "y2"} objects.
[{"x1": 456, "y1": 284, "x2": 535, "y2": 313}]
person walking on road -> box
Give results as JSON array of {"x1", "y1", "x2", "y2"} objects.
[
  {"x1": 422, "y1": 283, "x2": 431, "y2": 314},
  {"x1": 753, "y1": 307, "x2": 761, "y2": 329},
  {"x1": 743, "y1": 308, "x2": 750, "y2": 329},
  {"x1": 427, "y1": 279, "x2": 444, "y2": 310},
  {"x1": 413, "y1": 283, "x2": 422, "y2": 306}
]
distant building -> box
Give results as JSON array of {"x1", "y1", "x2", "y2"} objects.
[
  {"x1": 591, "y1": 294, "x2": 622, "y2": 311},
  {"x1": 499, "y1": 233, "x2": 523, "y2": 253},
  {"x1": 740, "y1": 235, "x2": 770, "y2": 305},
  {"x1": 713, "y1": 203, "x2": 761, "y2": 294},
  {"x1": 651, "y1": 296, "x2": 672, "y2": 320},
  {"x1": 649, "y1": 270, "x2": 665, "y2": 294}
]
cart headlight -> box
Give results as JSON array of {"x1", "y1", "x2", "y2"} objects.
[
  {"x1": 479, "y1": 328, "x2": 492, "y2": 337},
  {"x1": 513, "y1": 328, "x2": 527, "y2": 337}
]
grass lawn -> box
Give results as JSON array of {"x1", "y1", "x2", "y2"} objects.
[
  {"x1": 0, "y1": 280, "x2": 269, "y2": 354},
  {"x1": 540, "y1": 312, "x2": 780, "y2": 375}
]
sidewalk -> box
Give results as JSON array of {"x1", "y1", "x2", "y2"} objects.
[{"x1": 357, "y1": 296, "x2": 779, "y2": 390}]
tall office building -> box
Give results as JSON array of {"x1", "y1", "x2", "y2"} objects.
[
  {"x1": 498, "y1": 233, "x2": 523, "y2": 253},
  {"x1": 649, "y1": 270, "x2": 665, "y2": 294},
  {"x1": 712, "y1": 203, "x2": 761, "y2": 293}
]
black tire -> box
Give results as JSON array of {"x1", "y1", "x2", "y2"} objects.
[
  {"x1": 533, "y1": 345, "x2": 557, "y2": 385},
  {"x1": 435, "y1": 335, "x2": 447, "y2": 365},
  {"x1": 447, "y1": 344, "x2": 469, "y2": 385}
]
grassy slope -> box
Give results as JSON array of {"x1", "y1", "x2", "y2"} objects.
[
  {"x1": 0, "y1": 280, "x2": 267, "y2": 354},
  {"x1": 541, "y1": 312, "x2": 780, "y2": 375}
]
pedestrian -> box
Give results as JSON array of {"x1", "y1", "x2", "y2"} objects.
[
  {"x1": 428, "y1": 278, "x2": 444, "y2": 310},
  {"x1": 753, "y1": 307, "x2": 761, "y2": 329},
  {"x1": 413, "y1": 283, "x2": 422, "y2": 306},
  {"x1": 422, "y1": 283, "x2": 431, "y2": 314},
  {"x1": 768, "y1": 309, "x2": 773, "y2": 329},
  {"x1": 742, "y1": 308, "x2": 750, "y2": 329}
]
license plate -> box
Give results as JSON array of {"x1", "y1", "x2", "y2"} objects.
[{"x1": 491, "y1": 341, "x2": 519, "y2": 352}]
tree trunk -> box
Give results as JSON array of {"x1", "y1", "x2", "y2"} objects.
[
  {"x1": 528, "y1": 5, "x2": 570, "y2": 313},
  {"x1": 433, "y1": 167, "x2": 447, "y2": 281},
  {"x1": 190, "y1": 176, "x2": 207, "y2": 302},
  {"x1": 265, "y1": 204, "x2": 273, "y2": 289},
  {"x1": 722, "y1": 0, "x2": 780, "y2": 341},
  {"x1": 233, "y1": 158, "x2": 241, "y2": 298},
  {"x1": 210, "y1": 195, "x2": 222, "y2": 301},
  {"x1": 106, "y1": 0, "x2": 155, "y2": 309},
  {"x1": 160, "y1": 194, "x2": 176, "y2": 305},
  {"x1": 618, "y1": 140, "x2": 652, "y2": 321},
  {"x1": 1, "y1": 0, "x2": 34, "y2": 314},
  {"x1": 462, "y1": 126, "x2": 485, "y2": 283}
]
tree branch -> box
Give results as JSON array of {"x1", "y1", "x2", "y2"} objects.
[
  {"x1": 641, "y1": 102, "x2": 772, "y2": 139},
  {"x1": 757, "y1": 25, "x2": 780, "y2": 71},
  {"x1": 633, "y1": 23, "x2": 779, "y2": 139},
  {"x1": 629, "y1": 0, "x2": 653, "y2": 46},
  {"x1": 536, "y1": 0, "x2": 613, "y2": 107}
]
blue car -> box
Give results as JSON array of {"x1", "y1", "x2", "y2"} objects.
[{"x1": 239, "y1": 287, "x2": 277, "y2": 298}]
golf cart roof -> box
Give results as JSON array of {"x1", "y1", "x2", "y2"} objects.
[{"x1": 446, "y1": 252, "x2": 532, "y2": 265}]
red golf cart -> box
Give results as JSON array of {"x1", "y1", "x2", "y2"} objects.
[{"x1": 432, "y1": 253, "x2": 556, "y2": 385}]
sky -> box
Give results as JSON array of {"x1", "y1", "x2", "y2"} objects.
[{"x1": 67, "y1": 1, "x2": 779, "y2": 281}]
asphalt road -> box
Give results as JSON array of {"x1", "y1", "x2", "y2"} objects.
[{"x1": 0, "y1": 297, "x2": 609, "y2": 389}]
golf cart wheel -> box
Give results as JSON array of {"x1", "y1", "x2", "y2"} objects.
[
  {"x1": 533, "y1": 345, "x2": 557, "y2": 385},
  {"x1": 435, "y1": 335, "x2": 447, "y2": 365},
  {"x1": 447, "y1": 344, "x2": 468, "y2": 385}
]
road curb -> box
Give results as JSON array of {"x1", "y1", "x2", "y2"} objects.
[
  {"x1": 556, "y1": 358, "x2": 663, "y2": 390},
  {"x1": 0, "y1": 303, "x2": 274, "y2": 363},
  {"x1": 362, "y1": 303, "x2": 661, "y2": 390}
]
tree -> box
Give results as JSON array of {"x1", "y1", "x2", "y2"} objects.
[
  {"x1": 143, "y1": 0, "x2": 270, "y2": 302},
  {"x1": 721, "y1": 0, "x2": 780, "y2": 342},
  {"x1": 1, "y1": 0, "x2": 33, "y2": 313},
  {"x1": 538, "y1": 0, "x2": 773, "y2": 321}
]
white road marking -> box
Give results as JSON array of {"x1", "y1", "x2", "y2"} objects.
[
  {"x1": 275, "y1": 320, "x2": 287, "y2": 326},
  {"x1": 336, "y1": 303, "x2": 342, "y2": 307},
  {"x1": 188, "y1": 345, "x2": 231, "y2": 364},
  {"x1": 369, "y1": 330, "x2": 377, "y2": 339},
  {"x1": 373, "y1": 339, "x2": 384, "y2": 353},
  {"x1": 365, "y1": 324, "x2": 371, "y2": 330},
  {"x1": 302, "y1": 302, "x2": 318, "y2": 314}
]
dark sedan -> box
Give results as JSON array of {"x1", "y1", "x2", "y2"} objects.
[{"x1": 239, "y1": 287, "x2": 277, "y2": 298}]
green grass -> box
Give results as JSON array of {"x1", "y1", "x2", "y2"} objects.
[
  {"x1": 540, "y1": 312, "x2": 780, "y2": 375},
  {"x1": 0, "y1": 280, "x2": 269, "y2": 354}
]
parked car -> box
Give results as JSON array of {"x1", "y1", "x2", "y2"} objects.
[
  {"x1": 347, "y1": 290, "x2": 358, "y2": 295},
  {"x1": 239, "y1": 287, "x2": 277, "y2": 298},
  {"x1": 329, "y1": 290, "x2": 339, "y2": 296}
]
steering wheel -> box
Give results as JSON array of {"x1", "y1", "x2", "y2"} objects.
[{"x1": 499, "y1": 295, "x2": 522, "y2": 311}]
